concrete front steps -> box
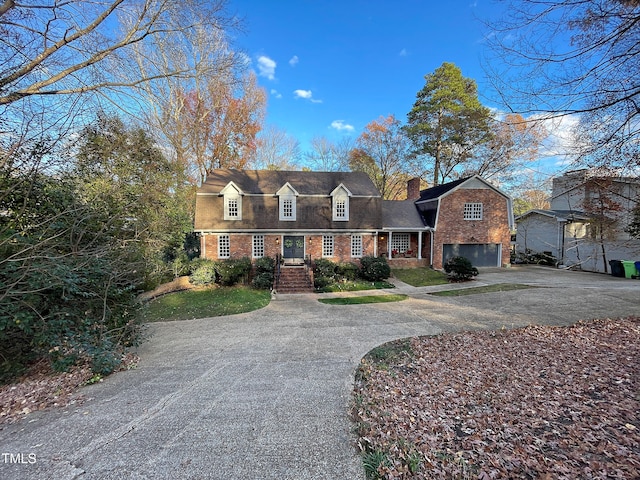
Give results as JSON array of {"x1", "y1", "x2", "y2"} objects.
[{"x1": 275, "y1": 266, "x2": 313, "y2": 293}]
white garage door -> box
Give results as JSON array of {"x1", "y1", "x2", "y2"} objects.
[{"x1": 443, "y1": 244, "x2": 500, "y2": 267}]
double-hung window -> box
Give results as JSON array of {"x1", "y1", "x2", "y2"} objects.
[
  {"x1": 351, "y1": 235, "x2": 363, "y2": 257},
  {"x1": 277, "y1": 183, "x2": 298, "y2": 221},
  {"x1": 331, "y1": 184, "x2": 351, "y2": 221},
  {"x1": 218, "y1": 234, "x2": 230, "y2": 258},
  {"x1": 221, "y1": 182, "x2": 242, "y2": 221},
  {"x1": 463, "y1": 203, "x2": 483, "y2": 221},
  {"x1": 322, "y1": 235, "x2": 334, "y2": 257},
  {"x1": 252, "y1": 235, "x2": 264, "y2": 258}
]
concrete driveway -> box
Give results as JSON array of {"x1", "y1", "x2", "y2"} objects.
[{"x1": 1, "y1": 266, "x2": 638, "y2": 479}]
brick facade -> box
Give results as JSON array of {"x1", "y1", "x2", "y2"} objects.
[
  {"x1": 202, "y1": 232, "x2": 377, "y2": 264},
  {"x1": 431, "y1": 189, "x2": 511, "y2": 269},
  {"x1": 195, "y1": 171, "x2": 513, "y2": 272}
]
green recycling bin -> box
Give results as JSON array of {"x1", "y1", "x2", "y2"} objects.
[{"x1": 621, "y1": 261, "x2": 637, "y2": 279}]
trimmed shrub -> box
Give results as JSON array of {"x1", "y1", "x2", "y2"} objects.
[
  {"x1": 313, "y1": 258, "x2": 337, "y2": 281},
  {"x1": 337, "y1": 262, "x2": 360, "y2": 281},
  {"x1": 313, "y1": 276, "x2": 332, "y2": 290},
  {"x1": 252, "y1": 256, "x2": 275, "y2": 290},
  {"x1": 215, "y1": 257, "x2": 252, "y2": 286},
  {"x1": 360, "y1": 255, "x2": 391, "y2": 281},
  {"x1": 189, "y1": 258, "x2": 217, "y2": 285},
  {"x1": 444, "y1": 256, "x2": 479, "y2": 281},
  {"x1": 252, "y1": 272, "x2": 274, "y2": 290}
]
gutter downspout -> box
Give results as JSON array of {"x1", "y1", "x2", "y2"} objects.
[{"x1": 430, "y1": 230, "x2": 434, "y2": 268}]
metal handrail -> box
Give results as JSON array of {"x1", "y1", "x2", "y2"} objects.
[
  {"x1": 274, "y1": 253, "x2": 282, "y2": 290},
  {"x1": 304, "y1": 254, "x2": 312, "y2": 288}
]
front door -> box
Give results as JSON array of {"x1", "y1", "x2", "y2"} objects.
[{"x1": 283, "y1": 236, "x2": 305, "y2": 263}]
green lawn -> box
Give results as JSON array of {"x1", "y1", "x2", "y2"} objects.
[
  {"x1": 319, "y1": 280, "x2": 395, "y2": 293},
  {"x1": 429, "y1": 283, "x2": 536, "y2": 297},
  {"x1": 142, "y1": 286, "x2": 271, "y2": 322},
  {"x1": 392, "y1": 267, "x2": 449, "y2": 287},
  {"x1": 318, "y1": 294, "x2": 407, "y2": 305}
]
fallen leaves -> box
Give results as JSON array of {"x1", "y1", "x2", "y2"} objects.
[
  {"x1": 353, "y1": 317, "x2": 640, "y2": 479},
  {"x1": 0, "y1": 353, "x2": 138, "y2": 426}
]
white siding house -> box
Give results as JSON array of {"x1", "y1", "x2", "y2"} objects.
[{"x1": 515, "y1": 170, "x2": 640, "y2": 273}]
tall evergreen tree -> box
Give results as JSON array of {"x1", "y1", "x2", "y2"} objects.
[{"x1": 405, "y1": 62, "x2": 492, "y2": 185}]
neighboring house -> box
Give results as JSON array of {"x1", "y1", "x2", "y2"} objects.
[
  {"x1": 515, "y1": 170, "x2": 640, "y2": 273},
  {"x1": 194, "y1": 170, "x2": 513, "y2": 270}
]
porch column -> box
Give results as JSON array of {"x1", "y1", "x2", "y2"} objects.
[
  {"x1": 418, "y1": 231, "x2": 423, "y2": 260},
  {"x1": 388, "y1": 231, "x2": 393, "y2": 258}
]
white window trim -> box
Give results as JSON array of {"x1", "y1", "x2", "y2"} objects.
[
  {"x1": 463, "y1": 202, "x2": 483, "y2": 221},
  {"x1": 252, "y1": 235, "x2": 264, "y2": 258},
  {"x1": 351, "y1": 235, "x2": 363, "y2": 258},
  {"x1": 276, "y1": 183, "x2": 299, "y2": 222},
  {"x1": 279, "y1": 196, "x2": 297, "y2": 221},
  {"x1": 322, "y1": 235, "x2": 334, "y2": 257},
  {"x1": 391, "y1": 233, "x2": 410, "y2": 253},
  {"x1": 218, "y1": 234, "x2": 230, "y2": 259},
  {"x1": 221, "y1": 182, "x2": 243, "y2": 221},
  {"x1": 224, "y1": 196, "x2": 242, "y2": 220},
  {"x1": 331, "y1": 184, "x2": 351, "y2": 222}
]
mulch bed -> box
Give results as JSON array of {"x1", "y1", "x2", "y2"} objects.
[{"x1": 353, "y1": 317, "x2": 640, "y2": 479}]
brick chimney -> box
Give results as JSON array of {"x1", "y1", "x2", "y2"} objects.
[{"x1": 407, "y1": 177, "x2": 421, "y2": 200}]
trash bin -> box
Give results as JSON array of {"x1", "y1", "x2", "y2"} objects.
[
  {"x1": 621, "y1": 261, "x2": 637, "y2": 279},
  {"x1": 609, "y1": 260, "x2": 624, "y2": 277},
  {"x1": 635, "y1": 262, "x2": 640, "y2": 279}
]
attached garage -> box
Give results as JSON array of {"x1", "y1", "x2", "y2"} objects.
[{"x1": 443, "y1": 243, "x2": 501, "y2": 267}]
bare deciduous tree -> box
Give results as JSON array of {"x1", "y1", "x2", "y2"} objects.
[
  {"x1": 304, "y1": 136, "x2": 353, "y2": 172},
  {"x1": 484, "y1": 0, "x2": 640, "y2": 171},
  {"x1": 248, "y1": 125, "x2": 301, "y2": 170}
]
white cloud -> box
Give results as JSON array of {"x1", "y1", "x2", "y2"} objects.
[
  {"x1": 294, "y1": 89, "x2": 312, "y2": 99},
  {"x1": 289, "y1": 55, "x2": 299, "y2": 67},
  {"x1": 330, "y1": 120, "x2": 355, "y2": 132},
  {"x1": 270, "y1": 89, "x2": 282, "y2": 99},
  {"x1": 257, "y1": 56, "x2": 276, "y2": 80},
  {"x1": 293, "y1": 89, "x2": 322, "y2": 103}
]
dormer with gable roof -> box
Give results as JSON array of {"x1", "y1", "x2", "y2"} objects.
[
  {"x1": 276, "y1": 182, "x2": 298, "y2": 221},
  {"x1": 220, "y1": 181, "x2": 243, "y2": 221},
  {"x1": 330, "y1": 183, "x2": 352, "y2": 221}
]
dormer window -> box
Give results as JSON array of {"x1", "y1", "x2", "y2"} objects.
[
  {"x1": 276, "y1": 183, "x2": 298, "y2": 221},
  {"x1": 331, "y1": 184, "x2": 351, "y2": 221},
  {"x1": 220, "y1": 182, "x2": 243, "y2": 221}
]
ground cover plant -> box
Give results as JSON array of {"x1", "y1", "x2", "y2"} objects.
[
  {"x1": 391, "y1": 268, "x2": 448, "y2": 287},
  {"x1": 353, "y1": 317, "x2": 640, "y2": 479},
  {"x1": 143, "y1": 286, "x2": 271, "y2": 322},
  {"x1": 318, "y1": 294, "x2": 407, "y2": 305}
]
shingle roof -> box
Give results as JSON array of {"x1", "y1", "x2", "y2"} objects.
[
  {"x1": 198, "y1": 169, "x2": 381, "y2": 197},
  {"x1": 416, "y1": 177, "x2": 471, "y2": 201},
  {"x1": 382, "y1": 200, "x2": 427, "y2": 229},
  {"x1": 516, "y1": 209, "x2": 591, "y2": 221}
]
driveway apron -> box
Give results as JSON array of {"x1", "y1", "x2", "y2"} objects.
[{"x1": 0, "y1": 267, "x2": 638, "y2": 479}]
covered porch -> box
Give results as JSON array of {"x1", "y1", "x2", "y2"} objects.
[{"x1": 377, "y1": 229, "x2": 433, "y2": 267}]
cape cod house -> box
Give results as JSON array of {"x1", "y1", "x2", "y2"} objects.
[{"x1": 194, "y1": 170, "x2": 514, "y2": 282}]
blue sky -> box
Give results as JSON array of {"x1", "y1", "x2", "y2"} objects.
[{"x1": 229, "y1": 0, "x2": 514, "y2": 157}]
